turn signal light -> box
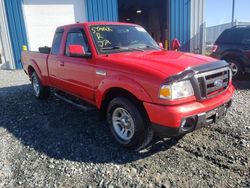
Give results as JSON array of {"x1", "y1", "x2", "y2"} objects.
[{"x1": 159, "y1": 86, "x2": 171, "y2": 98}]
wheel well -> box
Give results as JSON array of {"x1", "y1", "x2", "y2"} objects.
[
  {"x1": 222, "y1": 55, "x2": 244, "y2": 70},
  {"x1": 28, "y1": 66, "x2": 35, "y2": 77},
  {"x1": 100, "y1": 88, "x2": 150, "y2": 122},
  {"x1": 222, "y1": 55, "x2": 243, "y2": 64}
]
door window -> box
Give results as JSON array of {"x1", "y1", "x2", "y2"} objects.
[{"x1": 65, "y1": 30, "x2": 90, "y2": 56}]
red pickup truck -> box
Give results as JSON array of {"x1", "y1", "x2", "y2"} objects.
[{"x1": 22, "y1": 22, "x2": 234, "y2": 150}]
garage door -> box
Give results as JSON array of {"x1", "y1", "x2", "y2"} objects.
[{"x1": 23, "y1": 0, "x2": 87, "y2": 51}]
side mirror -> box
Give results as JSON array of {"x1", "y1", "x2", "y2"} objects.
[
  {"x1": 171, "y1": 38, "x2": 181, "y2": 51},
  {"x1": 39, "y1": 46, "x2": 51, "y2": 54},
  {"x1": 158, "y1": 42, "x2": 163, "y2": 48},
  {"x1": 68, "y1": 45, "x2": 91, "y2": 58}
]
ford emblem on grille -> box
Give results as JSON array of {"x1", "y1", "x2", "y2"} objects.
[{"x1": 214, "y1": 79, "x2": 223, "y2": 88}]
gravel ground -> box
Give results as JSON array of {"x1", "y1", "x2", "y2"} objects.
[{"x1": 0, "y1": 70, "x2": 249, "y2": 188}]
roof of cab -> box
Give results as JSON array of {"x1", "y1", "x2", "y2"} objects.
[{"x1": 56, "y1": 21, "x2": 139, "y2": 30}]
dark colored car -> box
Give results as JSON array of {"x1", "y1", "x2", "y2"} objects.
[{"x1": 211, "y1": 26, "x2": 250, "y2": 78}]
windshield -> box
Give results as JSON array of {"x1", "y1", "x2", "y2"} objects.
[{"x1": 90, "y1": 25, "x2": 160, "y2": 53}]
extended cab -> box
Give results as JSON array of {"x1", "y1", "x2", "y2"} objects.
[{"x1": 22, "y1": 22, "x2": 234, "y2": 150}]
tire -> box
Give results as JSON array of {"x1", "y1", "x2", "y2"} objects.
[
  {"x1": 31, "y1": 72, "x2": 50, "y2": 99},
  {"x1": 106, "y1": 97, "x2": 153, "y2": 151},
  {"x1": 226, "y1": 59, "x2": 243, "y2": 79}
]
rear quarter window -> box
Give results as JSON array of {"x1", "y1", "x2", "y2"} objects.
[
  {"x1": 51, "y1": 32, "x2": 63, "y2": 55},
  {"x1": 216, "y1": 29, "x2": 245, "y2": 44}
]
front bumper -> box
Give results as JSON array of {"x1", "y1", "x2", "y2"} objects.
[
  {"x1": 144, "y1": 84, "x2": 234, "y2": 137},
  {"x1": 151, "y1": 100, "x2": 232, "y2": 137}
]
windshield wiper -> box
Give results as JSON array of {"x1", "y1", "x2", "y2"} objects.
[
  {"x1": 100, "y1": 46, "x2": 122, "y2": 51},
  {"x1": 100, "y1": 46, "x2": 144, "y2": 52},
  {"x1": 145, "y1": 45, "x2": 160, "y2": 50},
  {"x1": 127, "y1": 47, "x2": 144, "y2": 52}
]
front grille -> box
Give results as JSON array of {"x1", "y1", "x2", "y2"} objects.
[{"x1": 195, "y1": 67, "x2": 230, "y2": 99}]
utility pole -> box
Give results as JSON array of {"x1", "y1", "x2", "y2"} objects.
[{"x1": 232, "y1": 0, "x2": 235, "y2": 25}]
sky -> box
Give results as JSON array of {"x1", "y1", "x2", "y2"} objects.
[{"x1": 205, "y1": 0, "x2": 250, "y2": 27}]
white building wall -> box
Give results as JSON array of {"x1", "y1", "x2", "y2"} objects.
[{"x1": 23, "y1": 0, "x2": 87, "y2": 51}]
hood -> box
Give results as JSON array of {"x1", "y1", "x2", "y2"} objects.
[{"x1": 106, "y1": 50, "x2": 217, "y2": 77}]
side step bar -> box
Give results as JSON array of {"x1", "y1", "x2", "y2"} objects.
[{"x1": 54, "y1": 92, "x2": 96, "y2": 112}]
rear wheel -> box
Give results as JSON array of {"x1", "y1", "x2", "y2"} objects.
[
  {"x1": 106, "y1": 97, "x2": 153, "y2": 151},
  {"x1": 31, "y1": 72, "x2": 50, "y2": 99},
  {"x1": 226, "y1": 59, "x2": 243, "y2": 79}
]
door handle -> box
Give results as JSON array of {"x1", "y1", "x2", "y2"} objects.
[{"x1": 58, "y1": 61, "x2": 64, "y2": 66}]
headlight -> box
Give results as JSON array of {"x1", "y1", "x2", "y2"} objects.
[{"x1": 159, "y1": 80, "x2": 194, "y2": 100}]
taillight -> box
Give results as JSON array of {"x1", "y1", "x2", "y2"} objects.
[{"x1": 212, "y1": 45, "x2": 218, "y2": 53}]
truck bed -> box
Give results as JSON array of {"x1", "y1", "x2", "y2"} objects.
[{"x1": 22, "y1": 51, "x2": 50, "y2": 84}]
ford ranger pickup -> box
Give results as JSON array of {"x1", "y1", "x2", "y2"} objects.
[{"x1": 22, "y1": 22, "x2": 234, "y2": 150}]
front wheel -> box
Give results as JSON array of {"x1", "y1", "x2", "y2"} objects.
[
  {"x1": 31, "y1": 72, "x2": 50, "y2": 99},
  {"x1": 106, "y1": 97, "x2": 153, "y2": 151},
  {"x1": 227, "y1": 59, "x2": 243, "y2": 79}
]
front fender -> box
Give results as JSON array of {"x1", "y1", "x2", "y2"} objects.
[{"x1": 95, "y1": 75, "x2": 153, "y2": 109}]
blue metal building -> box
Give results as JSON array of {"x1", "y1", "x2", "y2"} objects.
[{"x1": 0, "y1": 0, "x2": 204, "y2": 69}]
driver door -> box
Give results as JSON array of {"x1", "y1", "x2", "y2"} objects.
[{"x1": 60, "y1": 28, "x2": 95, "y2": 101}]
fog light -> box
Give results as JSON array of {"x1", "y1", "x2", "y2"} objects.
[
  {"x1": 180, "y1": 116, "x2": 197, "y2": 132},
  {"x1": 181, "y1": 119, "x2": 187, "y2": 127}
]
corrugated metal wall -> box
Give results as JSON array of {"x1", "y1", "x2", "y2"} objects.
[
  {"x1": 0, "y1": 0, "x2": 15, "y2": 69},
  {"x1": 190, "y1": 0, "x2": 205, "y2": 54},
  {"x1": 4, "y1": 0, "x2": 28, "y2": 69},
  {"x1": 170, "y1": 0, "x2": 191, "y2": 51},
  {"x1": 2, "y1": 0, "x2": 205, "y2": 69},
  {"x1": 86, "y1": 0, "x2": 118, "y2": 21}
]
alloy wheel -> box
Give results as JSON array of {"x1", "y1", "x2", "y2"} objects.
[{"x1": 112, "y1": 107, "x2": 135, "y2": 141}]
